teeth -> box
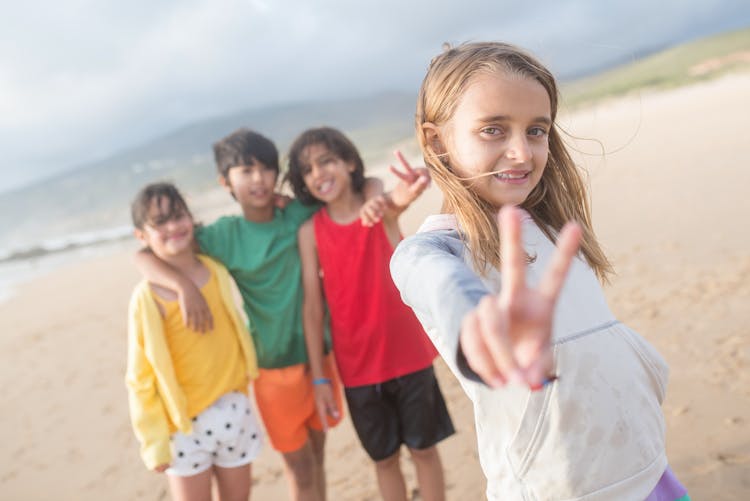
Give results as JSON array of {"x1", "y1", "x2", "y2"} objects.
[
  {"x1": 495, "y1": 172, "x2": 527, "y2": 180},
  {"x1": 318, "y1": 180, "x2": 333, "y2": 192}
]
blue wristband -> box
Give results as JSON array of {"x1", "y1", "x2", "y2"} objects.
[{"x1": 312, "y1": 377, "x2": 331, "y2": 386}]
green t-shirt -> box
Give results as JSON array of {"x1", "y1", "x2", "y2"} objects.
[{"x1": 196, "y1": 200, "x2": 325, "y2": 369}]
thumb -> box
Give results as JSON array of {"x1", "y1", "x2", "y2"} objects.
[
  {"x1": 521, "y1": 348, "x2": 553, "y2": 388},
  {"x1": 327, "y1": 398, "x2": 340, "y2": 420}
]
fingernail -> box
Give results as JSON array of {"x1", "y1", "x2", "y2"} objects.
[
  {"x1": 529, "y1": 375, "x2": 558, "y2": 392},
  {"x1": 491, "y1": 376, "x2": 505, "y2": 388}
]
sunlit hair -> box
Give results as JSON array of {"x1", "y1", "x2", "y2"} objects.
[
  {"x1": 285, "y1": 127, "x2": 366, "y2": 206},
  {"x1": 131, "y1": 182, "x2": 192, "y2": 230},
  {"x1": 416, "y1": 41, "x2": 612, "y2": 281}
]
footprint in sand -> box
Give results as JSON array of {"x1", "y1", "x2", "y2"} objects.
[
  {"x1": 1, "y1": 469, "x2": 18, "y2": 482},
  {"x1": 690, "y1": 451, "x2": 750, "y2": 475},
  {"x1": 716, "y1": 452, "x2": 750, "y2": 465},
  {"x1": 724, "y1": 416, "x2": 743, "y2": 426},
  {"x1": 669, "y1": 405, "x2": 690, "y2": 417}
]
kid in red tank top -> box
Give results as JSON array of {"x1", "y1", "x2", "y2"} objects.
[
  {"x1": 286, "y1": 127, "x2": 455, "y2": 500},
  {"x1": 312, "y1": 207, "x2": 436, "y2": 387}
]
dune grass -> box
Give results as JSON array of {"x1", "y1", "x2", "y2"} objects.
[{"x1": 561, "y1": 27, "x2": 750, "y2": 108}]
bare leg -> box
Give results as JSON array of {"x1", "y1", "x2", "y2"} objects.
[
  {"x1": 213, "y1": 463, "x2": 252, "y2": 501},
  {"x1": 374, "y1": 450, "x2": 408, "y2": 501},
  {"x1": 408, "y1": 446, "x2": 445, "y2": 501},
  {"x1": 281, "y1": 440, "x2": 320, "y2": 501},
  {"x1": 167, "y1": 469, "x2": 213, "y2": 501},
  {"x1": 308, "y1": 429, "x2": 327, "y2": 500}
]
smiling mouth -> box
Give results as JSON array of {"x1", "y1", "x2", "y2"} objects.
[
  {"x1": 316, "y1": 180, "x2": 333, "y2": 194},
  {"x1": 494, "y1": 171, "x2": 529, "y2": 180},
  {"x1": 167, "y1": 231, "x2": 190, "y2": 241}
]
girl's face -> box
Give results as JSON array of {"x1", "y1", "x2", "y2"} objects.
[
  {"x1": 299, "y1": 143, "x2": 355, "y2": 203},
  {"x1": 437, "y1": 71, "x2": 552, "y2": 209},
  {"x1": 136, "y1": 197, "x2": 194, "y2": 258}
]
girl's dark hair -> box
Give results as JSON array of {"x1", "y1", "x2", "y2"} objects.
[
  {"x1": 131, "y1": 182, "x2": 191, "y2": 229},
  {"x1": 285, "y1": 127, "x2": 365, "y2": 205},
  {"x1": 213, "y1": 128, "x2": 279, "y2": 178}
]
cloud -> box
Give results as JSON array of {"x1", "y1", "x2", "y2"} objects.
[{"x1": 1, "y1": 0, "x2": 749, "y2": 192}]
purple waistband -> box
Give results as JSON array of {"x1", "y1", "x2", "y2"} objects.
[{"x1": 644, "y1": 465, "x2": 688, "y2": 501}]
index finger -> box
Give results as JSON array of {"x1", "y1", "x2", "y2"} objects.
[
  {"x1": 537, "y1": 222, "x2": 582, "y2": 300},
  {"x1": 498, "y1": 206, "x2": 526, "y2": 299},
  {"x1": 393, "y1": 150, "x2": 417, "y2": 177}
]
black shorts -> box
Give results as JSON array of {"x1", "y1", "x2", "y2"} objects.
[{"x1": 344, "y1": 366, "x2": 455, "y2": 461}]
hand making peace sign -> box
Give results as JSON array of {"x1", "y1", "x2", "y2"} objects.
[
  {"x1": 360, "y1": 151, "x2": 430, "y2": 226},
  {"x1": 459, "y1": 205, "x2": 583, "y2": 389}
]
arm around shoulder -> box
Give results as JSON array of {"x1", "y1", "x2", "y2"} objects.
[{"x1": 132, "y1": 247, "x2": 213, "y2": 332}]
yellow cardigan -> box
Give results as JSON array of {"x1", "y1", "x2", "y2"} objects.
[{"x1": 125, "y1": 255, "x2": 258, "y2": 469}]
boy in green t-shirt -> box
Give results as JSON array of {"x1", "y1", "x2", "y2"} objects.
[{"x1": 135, "y1": 128, "x2": 371, "y2": 501}]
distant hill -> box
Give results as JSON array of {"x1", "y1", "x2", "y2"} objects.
[{"x1": 0, "y1": 91, "x2": 416, "y2": 252}]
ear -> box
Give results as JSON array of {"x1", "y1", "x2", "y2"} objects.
[
  {"x1": 133, "y1": 228, "x2": 149, "y2": 247},
  {"x1": 218, "y1": 174, "x2": 233, "y2": 194},
  {"x1": 422, "y1": 122, "x2": 446, "y2": 155}
]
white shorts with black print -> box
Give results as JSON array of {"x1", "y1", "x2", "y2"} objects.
[{"x1": 166, "y1": 391, "x2": 263, "y2": 477}]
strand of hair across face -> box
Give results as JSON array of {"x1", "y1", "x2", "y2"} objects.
[
  {"x1": 454, "y1": 170, "x2": 521, "y2": 182},
  {"x1": 431, "y1": 152, "x2": 540, "y2": 182}
]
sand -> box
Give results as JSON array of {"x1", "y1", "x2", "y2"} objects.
[{"x1": 1, "y1": 71, "x2": 748, "y2": 500}]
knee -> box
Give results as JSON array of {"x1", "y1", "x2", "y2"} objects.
[
  {"x1": 375, "y1": 450, "x2": 401, "y2": 471},
  {"x1": 408, "y1": 445, "x2": 439, "y2": 463},
  {"x1": 309, "y1": 430, "x2": 326, "y2": 465},
  {"x1": 284, "y1": 452, "x2": 317, "y2": 489}
]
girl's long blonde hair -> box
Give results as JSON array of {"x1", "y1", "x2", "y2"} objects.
[{"x1": 416, "y1": 42, "x2": 612, "y2": 281}]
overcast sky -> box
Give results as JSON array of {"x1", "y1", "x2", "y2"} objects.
[{"x1": 1, "y1": 0, "x2": 748, "y2": 193}]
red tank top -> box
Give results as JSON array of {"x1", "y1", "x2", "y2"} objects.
[{"x1": 313, "y1": 208, "x2": 436, "y2": 387}]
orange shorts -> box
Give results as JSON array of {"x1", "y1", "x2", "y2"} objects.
[{"x1": 253, "y1": 353, "x2": 344, "y2": 453}]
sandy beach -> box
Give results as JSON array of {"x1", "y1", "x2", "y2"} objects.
[{"x1": 1, "y1": 71, "x2": 748, "y2": 500}]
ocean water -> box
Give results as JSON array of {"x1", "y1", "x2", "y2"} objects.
[{"x1": 0, "y1": 226, "x2": 137, "y2": 303}]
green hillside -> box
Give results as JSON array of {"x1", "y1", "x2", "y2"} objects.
[{"x1": 562, "y1": 27, "x2": 750, "y2": 108}]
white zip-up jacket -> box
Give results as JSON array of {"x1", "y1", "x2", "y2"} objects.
[{"x1": 390, "y1": 214, "x2": 668, "y2": 501}]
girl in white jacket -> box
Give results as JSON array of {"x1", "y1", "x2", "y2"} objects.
[{"x1": 390, "y1": 42, "x2": 690, "y2": 501}]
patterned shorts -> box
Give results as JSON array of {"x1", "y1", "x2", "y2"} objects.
[{"x1": 166, "y1": 391, "x2": 263, "y2": 477}]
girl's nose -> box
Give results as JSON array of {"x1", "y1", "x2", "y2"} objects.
[
  {"x1": 506, "y1": 134, "x2": 532, "y2": 162},
  {"x1": 163, "y1": 219, "x2": 180, "y2": 232}
]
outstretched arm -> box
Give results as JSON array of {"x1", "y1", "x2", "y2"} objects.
[
  {"x1": 460, "y1": 206, "x2": 582, "y2": 388},
  {"x1": 133, "y1": 249, "x2": 213, "y2": 332},
  {"x1": 298, "y1": 221, "x2": 339, "y2": 431}
]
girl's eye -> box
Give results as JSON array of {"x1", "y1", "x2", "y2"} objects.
[
  {"x1": 528, "y1": 127, "x2": 548, "y2": 138},
  {"x1": 480, "y1": 126, "x2": 503, "y2": 136}
]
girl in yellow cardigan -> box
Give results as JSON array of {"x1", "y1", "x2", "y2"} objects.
[{"x1": 127, "y1": 182, "x2": 262, "y2": 501}]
